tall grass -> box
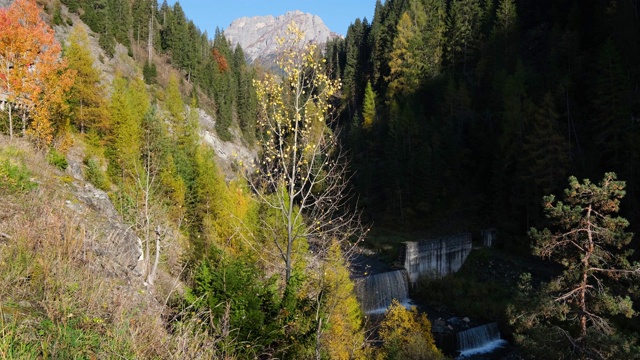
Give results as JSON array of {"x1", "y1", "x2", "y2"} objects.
[{"x1": 0, "y1": 138, "x2": 236, "y2": 359}]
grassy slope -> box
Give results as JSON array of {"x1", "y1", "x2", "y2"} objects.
[{"x1": 0, "y1": 138, "x2": 226, "y2": 359}]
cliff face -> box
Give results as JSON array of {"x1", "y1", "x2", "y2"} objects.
[{"x1": 224, "y1": 10, "x2": 340, "y2": 64}]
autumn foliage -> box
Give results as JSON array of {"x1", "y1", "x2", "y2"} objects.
[
  {"x1": 377, "y1": 300, "x2": 443, "y2": 360},
  {"x1": 211, "y1": 48, "x2": 229, "y2": 73},
  {"x1": 0, "y1": 0, "x2": 74, "y2": 146}
]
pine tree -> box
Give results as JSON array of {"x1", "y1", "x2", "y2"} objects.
[
  {"x1": 589, "y1": 39, "x2": 630, "y2": 171},
  {"x1": 343, "y1": 18, "x2": 367, "y2": 115},
  {"x1": 492, "y1": 0, "x2": 518, "y2": 64},
  {"x1": 529, "y1": 173, "x2": 640, "y2": 356},
  {"x1": 522, "y1": 93, "x2": 569, "y2": 197}
]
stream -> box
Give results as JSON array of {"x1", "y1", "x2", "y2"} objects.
[{"x1": 351, "y1": 252, "x2": 518, "y2": 359}]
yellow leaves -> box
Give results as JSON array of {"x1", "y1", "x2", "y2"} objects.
[
  {"x1": 321, "y1": 241, "x2": 368, "y2": 359},
  {"x1": 377, "y1": 300, "x2": 442, "y2": 359}
]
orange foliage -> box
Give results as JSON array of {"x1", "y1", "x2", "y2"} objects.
[
  {"x1": 211, "y1": 48, "x2": 229, "y2": 73},
  {"x1": 0, "y1": 0, "x2": 75, "y2": 147}
]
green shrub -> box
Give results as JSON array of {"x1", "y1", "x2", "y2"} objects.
[
  {"x1": 47, "y1": 149, "x2": 68, "y2": 170},
  {"x1": 185, "y1": 252, "x2": 318, "y2": 358},
  {"x1": 52, "y1": 3, "x2": 63, "y2": 26},
  {"x1": 84, "y1": 157, "x2": 108, "y2": 190},
  {"x1": 0, "y1": 159, "x2": 37, "y2": 193},
  {"x1": 185, "y1": 253, "x2": 279, "y2": 357},
  {"x1": 143, "y1": 61, "x2": 157, "y2": 84}
]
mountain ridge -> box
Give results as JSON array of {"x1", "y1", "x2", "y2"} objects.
[{"x1": 224, "y1": 10, "x2": 340, "y2": 64}]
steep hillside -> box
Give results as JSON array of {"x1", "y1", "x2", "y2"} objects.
[
  {"x1": 0, "y1": 1, "x2": 256, "y2": 358},
  {"x1": 0, "y1": 1, "x2": 376, "y2": 359},
  {"x1": 0, "y1": 138, "x2": 218, "y2": 358},
  {"x1": 54, "y1": 2, "x2": 256, "y2": 178},
  {"x1": 225, "y1": 10, "x2": 340, "y2": 64}
]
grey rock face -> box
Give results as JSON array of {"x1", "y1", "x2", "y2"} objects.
[
  {"x1": 224, "y1": 10, "x2": 340, "y2": 64},
  {"x1": 66, "y1": 181, "x2": 144, "y2": 278}
]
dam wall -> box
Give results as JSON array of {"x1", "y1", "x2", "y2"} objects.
[{"x1": 398, "y1": 233, "x2": 472, "y2": 283}]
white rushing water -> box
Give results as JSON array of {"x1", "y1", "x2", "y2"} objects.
[
  {"x1": 456, "y1": 338, "x2": 508, "y2": 358},
  {"x1": 365, "y1": 298, "x2": 416, "y2": 315},
  {"x1": 356, "y1": 270, "x2": 410, "y2": 313},
  {"x1": 456, "y1": 322, "x2": 507, "y2": 358}
]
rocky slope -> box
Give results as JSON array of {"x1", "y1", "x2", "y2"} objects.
[{"x1": 224, "y1": 10, "x2": 340, "y2": 64}]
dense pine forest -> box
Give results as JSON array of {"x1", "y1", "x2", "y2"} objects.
[
  {"x1": 328, "y1": 0, "x2": 640, "y2": 249},
  {"x1": 1, "y1": 0, "x2": 640, "y2": 359}
]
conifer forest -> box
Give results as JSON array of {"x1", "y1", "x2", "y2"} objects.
[{"x1": 1, "y1": 0, "x2": 640, "y2": 359}]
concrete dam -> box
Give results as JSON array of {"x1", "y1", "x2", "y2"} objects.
[
  {"x1": 355, "y1": 233, "x2": 473, "y2": 313},
  {"x1": 354, "y1": 233, "x2": 506, "y2": 356},
  {"x1": 398, "y1": 233, "x2": 473, "y2": 283}
]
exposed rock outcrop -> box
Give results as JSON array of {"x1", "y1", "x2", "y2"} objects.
[
  {"x1": 66, "y1": 182, "x2": 144, "y2": 277},
  {"x1": 224, "y1": 10, "x2": 340, "y2": 64}
]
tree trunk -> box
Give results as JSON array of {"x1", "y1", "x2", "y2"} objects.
[
  {"x1": 149, "y1": 226, "x2": 160, "y2": 285},
  {"x1": 8, "y1": 103, "x2": 12, "y2": 139},
  {"x1": 148, "y1": 5, "x2": 153, "y2": 63},
  {"x1": 580, "y1": 205, "x2": 594, "y2": 338}
]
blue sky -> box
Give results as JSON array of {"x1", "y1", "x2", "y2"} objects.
[{"x1": 167, "y1": 1, "x2": 377, "y2": 37}]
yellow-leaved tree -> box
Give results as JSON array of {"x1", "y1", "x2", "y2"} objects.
[
  {"x1": 251, "y1": 21, "x2": 367, "y2": 284},
  {"x1": 318, "y1": 241, "x2": 369, "y2": 360},
  {"x1": 65, "y1": 26, "x2": 109, "y2": 134},
  {"x1": 377, "y1": 300, "x2": 443, "y2": 360},
  {"x1": 251, "y1": 21, "x2": 370, "y2": 359}
]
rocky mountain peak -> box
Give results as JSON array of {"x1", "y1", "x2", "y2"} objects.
[{"x1": 224, "y1": 10, "x2": 340, "y2": 64}]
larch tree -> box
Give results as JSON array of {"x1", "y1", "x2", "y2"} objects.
[
  {"x1": 362, "y1": 80, "x2": 377, "y2": 130},
  {"x1": 318, "y1": 241, "x2": 368, "y2": 360},
  {"x1": 387, "y1": 0, "x2": 446, "y2": 100},
  {"x1": 529, "y1": 173, "x2": 640, "y2": 356},
  {"x1": 376, "y1": 299, "x2": 443, "y2": 360},
  {"x1": 0, "y1": 0, "x2": 74, "y2": 146},
  {"x1": 387, "y1": 12, "x2": 419, "y2": 99},
  {"x1": 107, "y1": 76, "x2": 148, "y2": 203},
  {"x1": 251, "y1": 21, "x2": 367, "y2": 284},
  {"x1": 65, "y1": 26, "x2": 109, "y2": 134}
]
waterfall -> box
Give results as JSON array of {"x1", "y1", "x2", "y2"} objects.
[
  {"x1": 456, "y1": 322, "x2": 507, "y2": 358},
  {"x1": 356, "y1": 270, "x2": 410, "y2": 314}
]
